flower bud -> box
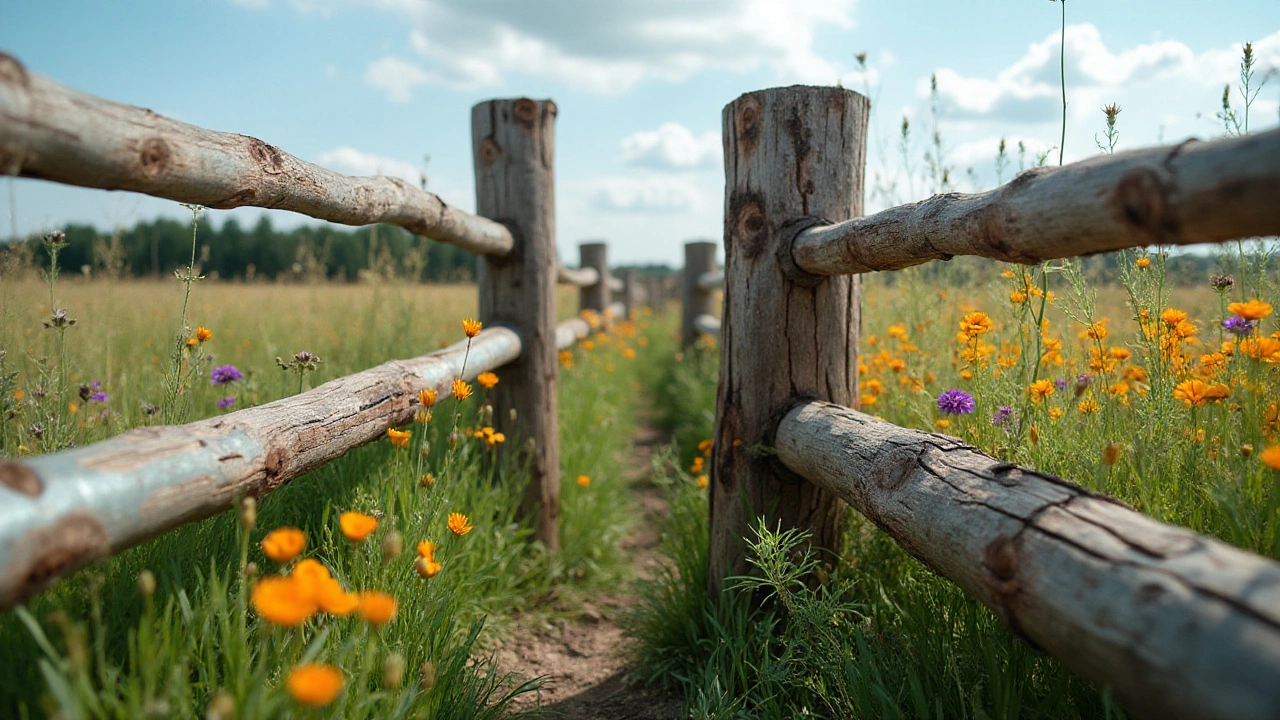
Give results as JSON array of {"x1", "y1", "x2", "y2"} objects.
[
  {"x1": 244, "y1": 562, "x2": 259, "y2": 583},
  {"x1": 479, "y1": 403, "x2": 493, "y2": 426},
  {"x1": 509, "y1": 408, "x2": 518, "y2": 422},
  {"x1": 136, "y1": 569, "x2": 156, "y2": 598},
  {"x1": 206, "y1": 691, "x2": 235, "y2": 720},
  {"x1": 238, "y1": 496, "x2": 257, "y2": 531},
  {"x1": 448, "y1": 430, "x2": 462, "y2": 448},
  {"x1": 420, "y1": 473, "x2": 436, "y2": 488},
  {"x1": 382, "y1": 531, "x2": 403, "y2": 561},
  {"x1": 1102, "y1": 442, "x2": 1121, "y2": 465},
  {"x1": 421, "y1": 661, "x2": 437, "y2": 691},
  {"x1": 383, "y1": 653, "x2": 406, "y2": 689},
  {"x1": 1242, "y1": 444, "x2": 1254, "y2": 458}
]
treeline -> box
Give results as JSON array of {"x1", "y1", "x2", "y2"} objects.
[{"x1": 7, "y1": 216, "x2": 483, "y2": 282}]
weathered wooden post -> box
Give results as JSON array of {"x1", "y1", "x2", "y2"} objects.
[
  {"x1": 707, "y1": 87, "x2": 868, "y2": 597},
  {"x1": 472, "y1": 98, "x2": 560, "y2": 550},
  {"x1": 680, "y1": 241, "x2": 716, "y2": 347},
  {"x1": 620, "y1": 268, "x2": 639, "y2": 317},
  {"x1": 578, "y1": 241, "x2": 609, "y2": 313}
]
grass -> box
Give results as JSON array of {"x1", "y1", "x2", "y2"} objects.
[{"x1": 0, "y1": 255, "x2": 652, "y2": 717}]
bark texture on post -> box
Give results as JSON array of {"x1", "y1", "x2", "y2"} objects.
[
  {"x1": 680, "y1": 241, "x2": 717, "y2": 347},
  {"x1": 775, "y1": 401, "x2": 1280, "y2": 720},
  {"x1": 620, "y1": 269, "x2": 638, "y2": 317},
  {"x1": 708, "y1": 86, "x2": 868, "y2": 598},
  {"x1": 472, "y1": 98, "x2": 560, "y2": 550},
  {"x1": 578, "y1": 242, "x2": 609, "y2": 312}
]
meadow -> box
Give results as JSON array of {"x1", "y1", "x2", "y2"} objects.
[{"x1": 0, "y1": 251, "x2": 653, "y2": 718}]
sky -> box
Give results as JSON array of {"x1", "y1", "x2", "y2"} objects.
[{"x1": 2, "y1": 0, "x2": 1278, "y2": 266}]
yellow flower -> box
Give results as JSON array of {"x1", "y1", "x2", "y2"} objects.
[
  {"x1": 387, "y1": 428, "x2": 411, "y2": 448},
  {"x1": 1261, "y1": 446, "x2": 1280, "y2": 471},
  {"x1": 623, "y1": 348, "x2": 636, "y2": 360},
  {"x1": 196, "y1": 326, "x2": 212, "y2": 342},
  {"x1": 452, "y1": 378, "x2": 473, "y2": 401},
  {"x1": 582, "y1": 340, "x2": 596, "y2": 351},
  {"x1": 887, "y1": 323, "x2": 909, "y2": 339},
  {"x1": 261, "y1": 527, "x2": 306, "y2": 564},
  {"x1": 690, "y1": 456, "x2": 704, "y2": 473},
  {"x1": 418, "y1": 388, "x2": 438, "y2": 408},
  {"x1": 1078, "y1": 399, "x2": 1100, "y2": 414},
  {"x1": 1172, "y1": 379, "x2": 1231, "y2": 407},
  {"x1": 934, "y1": 419, "x2": 951, "y2": 430},
  {"x1": 959, "y1": 312, "x2": 993, "y2": 338},
  {"x1": 357, "y1": 591, "x2": 397, "y2": 626},
  {"x1": 1080, "y1": 319, "x2": 1110, "y2": 341},
  {"x1": 1109, "y1": 347, "x2": 1131, "y2": 361},
  {"x1": 477, "y1": 372, "x2": 498, "y2": 389},
  {"x1": 447, "y1": 512, "x2": 473, "y2": 536},
  {"x1": 1241, "y1": 337, "x2": 1280, "y2": 363},
  {"x1": 415, "y1": 410, "x2": 432, "y2": 425},
  {"x1": 1001, "y1": 269, "x2": 1017, "y2": 279},
  {"x1": 1228, "y1": 299, "x2": 1273, "y2": 321},
  {"x1": 339, "y1": 512, "x2": 378, "y2": 541},
  {"x1": 1048, "y1": 407, "x2": 1064, "y2": 421},
  {"x1": 959, "y1": 369, "x2": 973, "y2": 380},
  {"x1": 698, "y1": 439, "x2": 714, "y2": 456},
  {"x1": 287, "y1": 664, "x2": 344, "y2": 708},
  {"x1": 577, "y1": 474, "x2": 591, "y2": 487},
  {"x1": 1027, "y1": 379, "x2": 1055, "y2": 402},
  {"x1": 472, "y1": 426, "x2": 505, "y2": 446},
  {"x1": 1009, "y1": 290, "x2": 1027, "y2": 304},
  {"x1": 185, "y1": 337, "x2": 199, "y2": 347},
  {"x1": 414, "y1": 541, "x2": 443, "y2": 578},
  {"x1": 559, "y1": 350, "x2": 574, "y2": 367},
  {"x1": 1135, "y1": 257, "x2": 1151, "y2": 268},
  {"x1": 251, "y1": 577, "x2": 317, "y2": 625},
  {"x1": 1161, "y1": 308, "x2": 1188, "y2": 327},
  {"x1": 462, "y1": 318, "x2": 483, "y2": 338},
  {"x1": 13, "y1": 389, "x2": 24, "y2": 401},
  {"x1": 695, "y1": 475, "x2": 709, "y2": 488}
]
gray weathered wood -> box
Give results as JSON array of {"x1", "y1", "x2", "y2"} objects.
[
  {"x1": 680, "y1": 241, "x2": 717, "y2": 347},
  {"x1": 0, "y1": 327, "x2": 525, "y2": 609},
  {"x1": 606, "y1": 276, "x2": 624, "y2": 292},
  {"x1": 555, "y1": 317, "x2": 591, "y2": 349},
  {"x1": 578, "y1": 242, "x2": 610, "y2": 312},
  {"x1": 556, "y1": 264, "x2": 600, "y2": 287},
  {"x1": 619, "y1": 269, "x2": 639, "y2": 317},
  {"x1": 792, "y1": 127, "x2": 1280, "y2": 275},
  {"x1": 473, "y1": 98, "x2": 560, "y2": 550},
  {"x1": 696, "y1": 269, "x2": 724, "y2": 290},
  {"x1": 693, "y1": 314, "x2": 721, "y2": 335},
  {"x1": 775, "y1": 401, "x2": 1280, "y2": 720},
  {"x1": 708, "y1": 86, "x2": 867, "y2": 598},
  {"x1": 0, "y1": 53, "x2": 513, "y2": 257}
]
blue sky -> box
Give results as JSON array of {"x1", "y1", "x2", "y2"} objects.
[{"x1": 2, "y1": 0, "x2": 1278, "y2": 266}]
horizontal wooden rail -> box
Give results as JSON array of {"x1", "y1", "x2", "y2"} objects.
[
  {"x1": 696, "y1": 269, "x2": 724, "y2": 290},
  {"x1": 0, "y1": 318, "x2": 592, "y2": 609},
  {"x1": 556, "y1": 265, "x2": 600, "y2": 287},
  {"x1": 605, "y1": 301, "x2": 627, "y2": 320},
  {"x1": 774, "y1": 401, "x2": 1280, "y2": 720},
  {"x1": 0, "y1": 52, "x2": 513, "y2": 257},
  {"x1": 791, "y1": 128, "x2": 1280, "y2": 275},
  {"x1": 693, "y1": 314, "x2": 720, "y2": 335},
  {"x1": 606, "y1": 276, "x2": 624, "y2": 292}
]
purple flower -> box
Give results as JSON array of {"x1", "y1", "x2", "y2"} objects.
[
  {"x1": 211, "y1": 365, "x2": 243, "y2": 385},
  {"x1": 992, "y1": 405, "x2": 1014, "y2": 425},
  {"x1": 217, "y1": 396, "x2": 236, "y2": 411},
  {"x1": 89, "y1": 380, "x2": 101, "y2": 390},
  {"x1": 89, "y1": 392, "x2": 109, "y2": 403},
  {"x1": 1054, "y1": 378, "x2": 1069, "y2": 392},
  {"x1": 1223, "y1": 316, "x2": 1258, "y2": 337},
  {"x1": 936, "y1": 389, "x2": 976, "y2": 415},
  {"x1": 1075, "y1": 373, "x2": 1093, "y2": 396}
]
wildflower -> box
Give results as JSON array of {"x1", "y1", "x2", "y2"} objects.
[
  {"x1": 261, "y1": 527, "x2": 306, "y2": 564},
  {"x1": 936, "y1": 389, "x2": 976, "y2": 415},
  {"x1": 1242, "y1": 444, "x2": 1254, "y2": 457},
  {"x1": 217, "y1": 396, "x2": 236, "y2": 411},
  {"x1": 1080, "y1": 320, "x2": 1109, "y2": 341},
  {"x1": 1241, "y1": 337, "x2": 1280, "y2": 363},
  {"x1": 1229, "y1": 300, "x2": 1273, "y2": 321},
  {"x1": 1135, "y1": 257, "x2": 1151, "y2": 268},
  {"x1": 251, "y1": 576, "x2": 317, "y2": 625},
  {"x1": 959, "y1": 369, "x2": 973, "y2": 380},
  {"x1": 387, "y1": 428, "x2": 411, "y2": 448},
  {"x1": 576, "y1": 474, "x2": 591, "y2": 488},
  {"x1": 89, "y1": 391, "x2": 109, "y2": 403},
  {"x1": 462, "y1": 318, "x2": 483, "y2": 338},
  {"x1": 559, "y1": 350, "x2": 574, "y2": 367},
  {"x1": 448, "y1": 512, "x2": 473, "y2": 536},
  {"x1": 696, "y1": 475, "x2": 709, "y2": 488},
  {"x1": 384, "y1": 653, "x2": 406, "y2": 690},
  {"x1": 1054, "y1": 378, "x2": 1069, "y2": 392},
  {"x1": 415, "y1": 554, "x2": 442, "y2": 579},
  {"x1": 415, "y1": 410, "x2": 432, "y2": 424},
  {"x1": 287, "y1": 664, "x2": 344, "y2": 708},
  {"x1": 419, "y1": 388, "x2": 438, "y2": 408},
  {"x1": 211, "y1": 365, "x2": 243, "y2": 385},
  {"x1": 339, "y1": 512, "x2": 378, "y2": 541},
  {"x1": 1223, "y1": 316, "x2": 1259, "y2": 336},
  {"x1": 137, "y1": 570, "x2": 156, "y2": 598},
  {"x1": 1001, "y1": 269, "x2": 1017, "y2": 279},
  {"x1": 477, "y1": 372, "x2": 498, "y2": 389},
  {"x1": 690, "y1": 456, "x2": 705, "y2": 473},
  {"x1": 1074, "y1": 374, "x2": 1093, "y2": 396},
  {"x1": 1048, "y1": 407, "x2": 1064, "y2": 421},
  {"x1": 992, "y1": 406, "x2": 1014, "y2": 425},
  {"x1": 1173, "y1": 379, "x2": 1232, "y2": 407},
  {"x1": 1103, "y1": 443, "x2": 1121, "y2": 465},
  {"x1": 357, "y1": 591, "x2": 397, "y2": 626},
  {"x1": 471, "y1": 426, "x2": 505, "y2": 446},
  {"x1": 43, "y1": 308, "x2": 76, "y2": 329},
  {"x1": 1027, "y1": 379, "x2": 1055, "y2": 402},
  {"x1": 382, "y1": 531, "x2": 403, "y2": 560},
  {"x1": 1110, "y1": 347, "x2": 1131, "y2": 361},
  {"x1": 1078, "y1": 399, "x2": 1100, "y2": 414},
  {"x1": 1009, "y1": 290, "x2": 1027, "y2": 304},
  {"x1": 196, "y1": 326, "x2": 212, "y2": 342},
  {"x1": 452, "y1": 379, "x2": 473, "y2": 401},
  {"x1": 959, "y1": 312, "x2": 993, "y2": 338},
  {"x1": 1261, "y1": 447, "x2": 1280, "y2": 471}
]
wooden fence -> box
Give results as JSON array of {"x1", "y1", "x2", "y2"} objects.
[
  {"x1": 689, "y1": 86, "x2": 1280, "y2": 720},
  {"x1": 0, "y1": 51, "x2": 635, "y2": 608}
]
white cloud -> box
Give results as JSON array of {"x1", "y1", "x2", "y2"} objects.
[
  {"x1": 619, "y1": 123, "x2": 721, "y2": 170},
  {"x1": 927, "y1": 25, "x2": 1280, "y2": 124},
  {"x1": 315, "y1": 147, "x2": 422, "y2": 184},
  {"x1": 588, "y1": 176, "x2": 700, "y2": 214},
  {"x1": 342, "y1": 0, "x2": 856, "y2": 100}
]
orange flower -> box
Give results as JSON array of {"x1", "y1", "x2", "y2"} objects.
[
  {"x1": 1027, "y1": 379, "x2": 1055, "y2": 402},
  {"x1": 339, "y1": 512, "x2": 378, "y2": 541},
  {"x1": 1078, "y1": 399, "x2": 1100, "y2": 414},
  {"x1": 1261, "y1": 447, "x2": 1280, "y2": 471},
  {"x1": 195, "y1": 326, "x2": 212, "y2": 342},
  {"x1": 1135, "y1": 257, "x2": 1151, "y2": 268},
  {"x1": 1172, "y1": 379, "x2": 1231, "y2": 407},
  {"x1": 1241, "y1": 337, "x2": 1280, "y2": 363},
  {"x1": 186, "y1": 337, "x2": 199, "y2": 347},
  {"x1": 1009, "y1": 290, "x2": 1027, "y2": 304},
  {"x1": 287, "y1": 664, "x2": 344, "y2": 708},
  {"x1": 251, "y1": 577, "x2": 317, "y2": 625},
  {"x1": 357, "y1": 591, "x2": 397, "y2": 626},
  {"x1": 418, "y1": 388, "x2": 438, "y2": 408},
  {"x1": 415, "y1": 540, "x2": 442, "y2": 578},
  {"x1": 576, "y1": 474, "x2": 591, "y2": 487},
  {"x1": 289, "y1": 559, "x2": 358, "y2": 616},
  {"x1": 959, "y1": 312, "x2": 993, "y2": 338},
  {"x1": 462, "y1": 318, "x2": 483, "y2": 338},
  {"x1": 476, "y1": 371, "x2": 498, "y2": 389},
  {"x1": 447, "y1": 512, "x2": 473, "y2": 536},
  {"x1": 261, "y1": 527, "x2": 306, "y2": 564},
  {"x1": 695, "y1": 475, "x2": 709, "y2": 488},
  {"x1": 623, "y1": 348, "x2": 636, "y2": 360},
  {"x1": 387, "y1": 428, "x2": 411, "y2": 448},
  {"x1": 1160, "y1": 308, "x2": 1188, "y2": 326},
  {"x1": 698, "y1": 439, "x2": 714, "y2": 456},
  {"x1": 452, "y1": 379, "x2": 473, "y2": 401},
  {"x1": 1228, "y1": 299, "x2": 1273, "y2": 321}
]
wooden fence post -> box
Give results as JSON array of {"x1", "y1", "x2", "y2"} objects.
[
  {"x1": 620, "y1": 268, "x2": 638, "y2": 317},
  {"x1": 472, "y1": 97, "x2": 560, "y2": 551},
  {"x1": 707, "y1": 87, "x2": 868, "y2": 598},
  {"x1": 681, "y1": 241, "x2": 716, "y2": 347},
  {"x1": 578, "y1": 241, "x2": 609, "y2": 313}
]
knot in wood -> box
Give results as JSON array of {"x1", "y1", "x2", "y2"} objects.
[
  {"x1": 868, "y1": 445, "x2": 920, "y2": 491},
  {"x1": 138, "y1": 138, "x2": 171, "y2": 179},
  {"x1": 734, "y1": 94, "x2": 762, "y2": 158},
  {"x1": 1109, "y1": 165, "x2": 1175, "y2": 240},
  {"x1": 247, "y1": 138, "x2": 286, "y2": 175},
  {"x1": 512, "y1": 99, "x2": 539, "y2": 128},
  {"x1": 984, "y1": 535, "x2": 1019, "y2": 582},
  {"x1": 0, "y1": 460, "x2": 42, "y2": 497},
  {"x1": 729, "y1": 192, "x2": 768, "y2": 258},
  {"x1": 478, "y1": 137, "x2": 501, "y2": 167}
]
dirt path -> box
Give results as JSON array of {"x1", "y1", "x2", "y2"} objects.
[{"x1": 496, "y1": 421, "x2": 682, "y2": 719}]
